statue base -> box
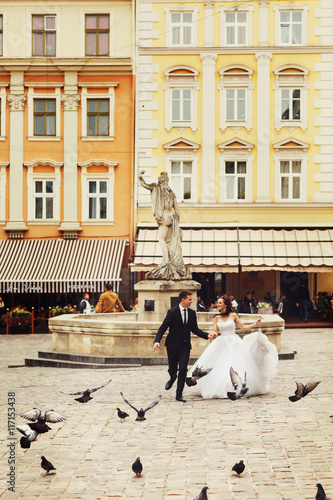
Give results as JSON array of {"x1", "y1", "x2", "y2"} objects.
[{"x1": 134, "y1": 279, "x2": 201, "y2": 323}]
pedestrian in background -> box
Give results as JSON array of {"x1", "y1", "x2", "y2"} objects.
[
  {"x1": 94, "y1": 283, "x2": 125, "y2": 314},
  {"x1": 296, "y1": 281, "x2": 310, "y2": 322},
  {"x1": 0, "y1": 296, "x2": 4, "y2": 309},
  {"x1": 79, "y1": 293, "x2": 91, "y2": 314}
]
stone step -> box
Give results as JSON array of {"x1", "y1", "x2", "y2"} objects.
[{"x1": 24, "y1": 358, "x2": 141, "y2": 369}]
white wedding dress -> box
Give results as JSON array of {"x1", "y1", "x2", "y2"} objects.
[{"x1": 193, "y1": 319, "x2": 278, "y2": 399}]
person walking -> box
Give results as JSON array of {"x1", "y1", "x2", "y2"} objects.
[
  {"x1": 152, "y1": 290, "x2": 216, "y2": 403},
  {"x1": 94, "y1": 283, "x2": 125, "y2": 314},
  {"x1": 296, "y1": 281, "x2": 310, "y2": 322}
]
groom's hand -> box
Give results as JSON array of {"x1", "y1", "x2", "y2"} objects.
[
  {"x1": 153, "y1": 342, "x2": 160, "y2": 352},
  {"x1": 208, "y1": 333, "x2": 216, "y2": 339}
]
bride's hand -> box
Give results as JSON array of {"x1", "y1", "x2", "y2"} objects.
[
  {"x1": 208, "y1": 333, "x2": 217, "y2": 339},
  {"x1": 255, "y1": 318, "x2": 262, "y2": 327}
]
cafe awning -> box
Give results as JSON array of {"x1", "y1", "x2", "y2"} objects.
[
  {"x1": 130, "y1": 227, "x2": 333, "y2": 273},
  {"x1": 0, "y1": 239, "x2": 127, "y2": 293}
]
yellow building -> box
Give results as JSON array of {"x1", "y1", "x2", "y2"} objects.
[
  {"x1": 0, "y1": 0, "x2": 134, "y2": 310},
  {"x1": 133, "y1": 0, "x2": 333, "y2": 316}
]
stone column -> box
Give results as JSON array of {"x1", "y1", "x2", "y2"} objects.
[
  {"x1": 256, "y1": 52, "x2": 272, "y2": 202},
  {"x1": 204, "y1": 0, "x2": 214, "y2": 48},
  {"x1": 58, "y1": 71, "x2": 82, "y2": 238},
  {"x1": 200, "y1": 53, "x2": 217, "y2": 203},
  {"x1": 4, "y1": 71, "x2": 28, "y2": 238},
  {"x1": 259, "y1": 0, "x2": 269, "y2": 46}
]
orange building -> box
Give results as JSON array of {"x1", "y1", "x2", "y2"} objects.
[{"x1": 0, "y1": 2, "x2": 134, "y2": 310}]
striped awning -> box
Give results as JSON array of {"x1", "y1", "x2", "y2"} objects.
[
  {"x1": 131, "y1": 227, "x2": 333, "y2": 273},
  {"x1": 0, "y1": 239, "x2": 127, "y2": 293}
]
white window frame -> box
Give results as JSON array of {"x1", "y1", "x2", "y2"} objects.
[
  {"x1": 26, "y1": 10, "x2": 60, "y2": 57},
  {"x1": 81, "y1": 86, "x2": 117, "y2": 141},
  {"x1": 0, "y1": 11, "x2": 7, "y2": 57},
  {"x1": 0, "y1": 162, "x2": 8, "y2": 222},
  {"x1": 163, "y1": 138, "x2": 199, "y2": 203},
  {"x1": 218, "y1": 139, "x2": 254, "y2": 203},
  {"x1": 218, "y1": 65, "x2": 253, "y2": 132},
  {"x1": 164, "y1": 66, "x2": 199, "y2": 133},
  {"x1": 274, "y1": 4, "x2": 309, "y2": 46},
  {"x1": 169, "y1": 159, "x2": 194, "y2": 203},
  {"x1": 273, "y1": 65, "x2": 309, "y2": 133},
  {"x1": 0, "y1": 86, "x2": 7, "y2": 140},
  {"x1": 165, "y1": 6, "x2": 199, "y2": 47},
  {"x1": 27, "y1": 88, "x2": 61, "y2": 140},
  {"x1": 273, "y1": 138, "x2": 309, "y2": 203},
  {"x1": 220, "y1": 6, "x2": 254, "y2": 47},
  {"x1": 79, "y1": 161, "x2": 117, "y2": 224},
  {"x1": 80, "y1": 9, "x2": 114, "y2": 57},
  {"x1": 25, "y1": 160, "x2": 62, "y2": 223}
]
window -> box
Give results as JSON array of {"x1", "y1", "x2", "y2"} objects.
[
  {"x1": 164, "y1": 66, "x2": 199, "y2": 133},
  {"x1": 225, "y1": 11, "x2": 247, "y2": 45},
  {"x1": 280, "y1": 10, "x2": 302, "y2": 45},
  {"x1": 225, "y1": 161, "x2": 247, "y2": 201},
  {"x1": 88, "y1": 180, "x2": 108, "y2": 219},
  {"x1": 165, "y1": 7, "x2": 198, "y2": 47},
  {"x1": 274, "y1": 65, "x2": 308, "y2": 132},
  {"x1": 219, "y1": 66, "x2": 253, "y2": 132},
  {"x1": 0, "y1": 163, "x2": 7, "y2": 222},
  {"x1": 87, "y1": 99, "x2": 109, "y2": 136},
  {"x1": 0, "y1": 15, "x2": 3, "y2": 56},
  {"x1": 170, "y1": 161, "x2": 192, "y2": 201},
  {"x1": 34, "y1": 99, "x2": 56, "y2": 136},
  {"x1": 32, "y1": 15, "x2": 56, "y2": 56},
  {"x1": 34, "y1": 180, "x2": 54, "y2": 219},
  {"x1": 85, "y1": 14, "x2": 109, "y2": 56},
  {"x1": 279, "y1": 160, "x2": 301, "y2": 200}
]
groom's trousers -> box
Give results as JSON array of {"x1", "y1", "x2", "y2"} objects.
[{"x1": 167, "y1": 344, "x2": 190, "y2": 398}]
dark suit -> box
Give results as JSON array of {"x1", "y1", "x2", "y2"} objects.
[{"x1": 154, "y1": 305, "x2": 209, "y2": 398}]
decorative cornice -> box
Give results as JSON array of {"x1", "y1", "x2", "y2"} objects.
[
  {"x1": 61, "y1": 94, "x2": 80, "y2": 111},
  {"x1": 78, "y1": 159, "x2": 118, "y2": 168},
  {"x1": 7, "y1": 94, "x2": 26, "y2": 111},
  {"x1": 259, "y1": 0, "x2": 269, "y2": 6},
  {"x1": 24, "y1": 159, "x2": 64, "y2": 169},
  {"x1": 255, "y1": 52, "x2": 272, "y2": 62},
  {"x1": 200, "y1": 53, "x2": 217, "y2": 63}
]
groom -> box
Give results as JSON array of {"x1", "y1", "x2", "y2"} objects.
[{"x1": 153, "y1": 289, "x2": 216, "y2": 402}]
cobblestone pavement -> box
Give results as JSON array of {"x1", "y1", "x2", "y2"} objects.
[{"x1": 0, "y1": 328, "x2": 332, "y2": 500}]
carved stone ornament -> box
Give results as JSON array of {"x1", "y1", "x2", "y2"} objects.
[
  {"x1": 61, "y1": 94, "x2": 80, "y2": 111},
  {"x1": 7, "y1": 94, "x2": 26, "y2": 111},
  {"x1": 259, "y1": 0, "x2": 269, "y2": 6}
]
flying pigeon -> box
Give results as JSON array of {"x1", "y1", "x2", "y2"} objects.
[
  {"x1": 41, "y1": 456, "x2": 56, "y2": 476},
  {"x1": 20, "y1": 409, "x2": 67, "y2": 427},
  {"x1": 28, "y1": 422, "x2": 52, "y2": 434},
  {"x1": 120, "y1": 392, "x2": 162, "y2": 422},
  {"x1": 117, "y1": 408, "x2": 129, "y2": 423},
  {"x1": 60, "y1": 379, "x2": 111, "y2": 403},
  {"x1": 288, "y1": 381, "x2": 321, "y2": 402},
  {"x1": 227, "y1": 367, "x2": 249, "y2": 400},
  {"x1": 316, "y1": 483, "x2": 327, "y2": 500},
  {"x1": 193, "y1": 486, "x2": 209, "y2": 500},
  {"x1": 186, "y1": 366, "x2": 213, "y2": 387},
  {"x1": 232, "y1": 460, "x2": 245, "y2": 477},
  {"x1": 132, "y1": 457, "x2": 143, "y2": 477},
  {"x1": 16, "y1": 425, "x2": 38, "y2": 449}
]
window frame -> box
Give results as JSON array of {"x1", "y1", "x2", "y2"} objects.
[
  {"x1": 33, "y1": 178, "x2": 55, "y2": 220},
  {"x1": 223, "y1": 160, "x2": 248, "y2": 202},
  {"x1": 0, "y1": 13, "x2": 3, "y2": 56},
  {"x1": 80, "y1": 9, "x2": 113, "y2": 57},
  {"x1": 31, "y1": 14, "x2": 56, "y2": 56},
  {"x1": 33, "y1": 98, "x2": 56, "y2": 136},
  {"x1": 27, "y1": 88, "x2": 61, "y2": 140},
  {"x1": 218, "y1": 65, "x2": 253, "y2": 132},
  {"x1": 274, "y1": 4, "x2": 309, "y2": 47},
  {"x1": 79, "y1": 162, "x2": 117, "y2": 223},
  {"x1": 85, "y1": 13, "x2": 110, "y2": 57},
  {"x1": 169, "y1": 159, "x2": 194, "y2": 203},
  {"x1": 81, "y1": 86, "x2": 117, "y2": 141},
  {"x1": 0, "y1": 162, "x2": 8, "y2": 222},
  {"x1": 165, "y1": 6, "x2": 198, "y2": 48},
  {"x1": 27, "y1": 10, "x2": 59, "y2": 57},
  {"x1": 278, "y1": 159, "x2": 303, "y2": 201},
  {"x1": 220, "y1": 6, "x2": 253, "y2": 47},
  {"x1": 0, "y1": 86, "x2": 7, "y2": 139},
  {"x1": 164, "y1": 66, "x2": 199, "y2": 133}
]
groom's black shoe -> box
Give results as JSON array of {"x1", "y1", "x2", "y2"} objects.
[
  {"x1": 165, "y1": 379, "x2": 175, "y2": 390},
  {"x1": 176, "y1": 396, "x2": 186, "y2": 403}
]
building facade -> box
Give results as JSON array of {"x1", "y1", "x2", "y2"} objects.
[
  {"x1": 0, "y1": 0, "x2": 134, "y2": 309},
  {"x1": 133, "y1": 0, "x2": 333, "y2": 311}
]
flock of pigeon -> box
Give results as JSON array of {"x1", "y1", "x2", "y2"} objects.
[{"x1": 15, "y1": 365, "x2": 326, "y2": 499}]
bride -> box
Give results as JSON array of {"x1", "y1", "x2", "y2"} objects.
[{"x1": 193, "y1": 295, "x2": 278, "y2": 399}]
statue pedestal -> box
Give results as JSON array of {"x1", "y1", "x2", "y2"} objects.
[{"x1": 134, "y1": 279, "x2": 201, "y2": 323}]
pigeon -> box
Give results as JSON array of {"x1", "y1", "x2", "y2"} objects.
[
  {"x1": 117, "y1": 408, "x2": 129, "y2": 423},
  {"x1": 41, "y1": 456, "x2": 56, "y2": 476},
  {"x1": 20, "y1": 409, "x2": 67, "y2": 427},
  {"x1": 186, "y1": 366, "x2": 213, "y2": 387},
  {"x1": 120, "y1": 392, "x2": 162, "y2": 422},
  {"x1": 132, "y1": 457, "x2": 143, "y2": 477},
  {"x1": 316, "y1": 483, "x2": 327, "y2": 500},
  {"x1": 288, "y1": 381, "x2": 321, "y2": 402},
  {"x1": 232, "y1": 460, "x2": 245, "y2": 477},
  {"x1": 16, "y1": 425, "x2": 38, "y2": 449},
  {"x1": 60, "y1": 379, "x2": 111, "y2": 403},
  {"x1": 28, "y1": 422, "x2": 52, "y2": 434},
  {"x1": 193, "y1": 486, "x2": 209, "y2": 500},
  {"x1": 227, "y1": 367, "x2": 248, "y2": 400}
]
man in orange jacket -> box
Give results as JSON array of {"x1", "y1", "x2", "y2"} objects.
[{"x1": 94, "y1": 283, "x2": 125, "y2": 314}]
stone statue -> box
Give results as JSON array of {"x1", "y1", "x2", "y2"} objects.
[{"x1": 139, "y1": 170, "x2": 192, "y2": 280}]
